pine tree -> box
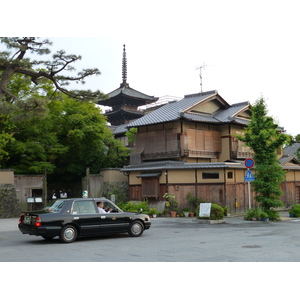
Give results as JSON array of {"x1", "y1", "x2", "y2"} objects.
[{"x1": 237, "y1": 98, "x2": 289, "y2": 210}]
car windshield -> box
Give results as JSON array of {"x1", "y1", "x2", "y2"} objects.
[{"x1": 48, "y1": 200, "x2": 65, "y2": 212}]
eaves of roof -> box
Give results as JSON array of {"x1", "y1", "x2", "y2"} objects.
[
  {"x1": 106, "y1": 86, "x2": 158, "y2": 101},
  {"x1": 279, "y1": 154, "x2": 300, "y2": 168},
  {"x1": 120, "y1": 161, "x2": 245, "y2": 172},
  {"x1": 112, "y1": 124, "x2": 128, "y2": 135},
  {"x1": 105, "y1": 108, "x2": 144, "y2": 117}
]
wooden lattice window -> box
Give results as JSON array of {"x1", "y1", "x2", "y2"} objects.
[
  {"x1": 142, "y1": 178, "x2": 159, "y2": 198},
  {"x1": 186, "y1": 129, "x2": 221, "y2": 152}
]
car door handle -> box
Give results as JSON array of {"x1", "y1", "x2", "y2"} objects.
[
  {"x1": 101, "y1": 216, "x2": 106, "y2": 219},
  {"x1": 74, "y1": 217, "x2": 79, "y2": 220}
]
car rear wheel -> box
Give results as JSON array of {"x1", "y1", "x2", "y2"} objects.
[
  {"x1": 128, "y1": 220, "x2": 144, "y2": 237},
  {"x1": 59, "y1": 225, "x2": 78, "y2": 243}
]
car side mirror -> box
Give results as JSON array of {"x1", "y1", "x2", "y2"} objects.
[{"x1": 139, "y1": 208, "x2": 143, "y2": 214}]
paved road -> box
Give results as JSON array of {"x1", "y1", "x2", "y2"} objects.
[{"x1": 1, "y1": 212, "x2": 300, "y2": 262}]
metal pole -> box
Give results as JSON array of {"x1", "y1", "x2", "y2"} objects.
[{"x1": 248, "y1": 180, "x2": 251, "y2": 209}]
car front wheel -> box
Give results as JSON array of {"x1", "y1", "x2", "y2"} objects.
[
  {"x1": 59, "y1": 225, "x2": 78, "y2": 243},
  {"x1": 128, "y1": 220, "x2": 144, "y2": 237}
]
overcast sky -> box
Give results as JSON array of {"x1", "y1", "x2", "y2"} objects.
[{"x1": 4, "y1": 0, "x2": 300, "y2": 136}]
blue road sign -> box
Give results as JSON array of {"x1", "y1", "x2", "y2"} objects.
[
  {"x1": 244, "y1": 158, "x2": 255, "y2": 168},
  {"x1": 244, "y1": 169, "x2": 255, "y2": 182}
]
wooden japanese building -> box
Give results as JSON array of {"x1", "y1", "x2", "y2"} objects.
[{"x1": 120, "y1": 90, "x2": 300, "y2": 213}]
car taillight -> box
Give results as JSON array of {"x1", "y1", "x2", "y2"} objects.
[
  {"x1": 35, "y1": 217, "x2": 42, "y2": 227},
  {"x1": 19, "y1": 213, "x2": 24, "y2": 224}
]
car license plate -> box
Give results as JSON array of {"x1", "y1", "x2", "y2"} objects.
[{"x1": 24, "y1": 216, "x2": 31, "y2": 224}]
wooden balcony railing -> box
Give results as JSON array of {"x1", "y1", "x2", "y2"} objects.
[
  {"x1": 231, "y1": 151, "x2": 254, "y2": 159},
  {"x1": 184, "y1": 149, "x2": 219, "y2": 158}
]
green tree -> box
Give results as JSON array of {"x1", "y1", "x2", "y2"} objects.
[
  {"x1": 3, "y1": 95, "x2": 129, "y2": 181},
  {"x1": 0, "y1": 38, "x2": 129, "y2": 180},
  {"x1": 0, "y1": 37, "x2": 103, "y2": 102},
  {"x1": 0, "y1": 37, "x2": 106, "y2": 166},
  {"x1": 295, "y1": 134, "x2": 300, "y2": 142},
  {"x1": 237, "y1": 97, "x2": 289, "y2": 210},
  {"x1": 47, "y1": 96, "x2": 129, "y2": 181}
]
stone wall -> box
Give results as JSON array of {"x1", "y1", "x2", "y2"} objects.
[{"x1": 0, "y1": 184, "x2": 19, "y2": 218}]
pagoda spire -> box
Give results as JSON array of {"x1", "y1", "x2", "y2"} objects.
[{"x1": 121, "y1": 44, "x2": 129, "y2": 87}]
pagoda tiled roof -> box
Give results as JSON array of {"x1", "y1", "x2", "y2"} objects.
[{"x1": 104, "y1": 85, "x2": 158, "y2": 101}]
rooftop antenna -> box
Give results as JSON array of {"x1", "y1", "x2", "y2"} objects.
[{"x1": 195, "y1": 63, "x2": 207, "y2": 92}]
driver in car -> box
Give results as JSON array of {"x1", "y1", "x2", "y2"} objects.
[{"x1": 97, "y1": 202, "x2": 112, "y2": 213}]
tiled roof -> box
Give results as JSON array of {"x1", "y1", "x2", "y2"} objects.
[
  {"x1": 284, "y1": 142, "x2": 300, "y2": 159},
  {"x1": 111, "y1": 124, "x2": 128, "y2": 135},
  {"x1": 126, "y1": 90, "x2": 250, "y2": 128},
  {"x1": 121, "y1": 157, "x2": 300, "y2": 172},
  {"x1": 106, "y1": 86, "x2": 158, "y2": 101},
  {"x1": 279, "y1": 155, "x2": 300, "y2": 169},
  {"x1": 121, "y1": 160, "x2": 245, "y2": 172}
]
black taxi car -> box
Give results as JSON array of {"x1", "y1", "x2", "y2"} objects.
[{"x1": 18, "y1": 198, "x2": 151, "y2": 243}]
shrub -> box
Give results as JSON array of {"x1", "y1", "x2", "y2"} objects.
[
  {"x1": 244, "y1": 207, "x2": 263, "y2": 220},
  {"x1": 148, "y1": 207, "x2": 161, "y2": 215},
  {"x1": 244, "y1": 209, "x2": 254, "y2": 220},
  {"x1": 186, "y1": 192, "x2": 204, "y2": 210},
  {"x1": 260, "y1": 212, "x2": 268, "y2": 220},
  {"x1": 266, "y1": 210, "x2": 280, "y2": 221},
  {"x1": 289, "y1": 204, "x2": 300, "y2": 217},
  {"x1": 118, "y1": 201, "x2": 150, "y2": 213},
  {"x1": 223, "y1": 206, "x2": 230, "y2": 216},
  {"x1": 196, "y1": 203, "x2": 224, "y2": 220}
]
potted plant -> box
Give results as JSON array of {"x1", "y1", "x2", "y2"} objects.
[
  {"x1": 244, "y1": 208, "x2": 255, "y2": 221},
  {"x1": 260, "y1": 212, "x2": 268, "y2": 221},
  {"x1": 267, "y1": 209, "x2": 280, "y2": 221},
  {"x1": 289, "y1": 204, "x2": 300, "y2": 217},
  {"x1": 181, "y1": 208, "x2": 190, "y2": 217},
  {"x1": 148, "y1": 207, "x2": 161, "y2": 218},
  {"x1": 189, "y1": 211, "x2": 195, "y2": 217},
  {"x1": 163, "y1": 193, "x2": 178, "y2": 217}
]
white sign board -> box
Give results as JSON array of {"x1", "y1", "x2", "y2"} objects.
[{"x1": 199, "y1": 203, "x2": 211, "y2": 217}]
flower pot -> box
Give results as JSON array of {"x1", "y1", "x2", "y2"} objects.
[
  {"x1": 189, "y1": 212, "x2": 195, "y2": 217},
  {"x1": 183, "y1": 212, "x2": 189, "y2": 217},
  {"x1": 170, "y1": 211, "x2": 177, "y2": 217}
]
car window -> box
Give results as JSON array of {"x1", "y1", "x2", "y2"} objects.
[
  {"x1": 95, "y1": 200, "x2": 121, "y2": 213},
  {"x1": 48, "y1": 200, "x2": 65, "y2": 212},
  {"x1": 103, "y1": 201, "x2": 121, "y2": 212},
  {"x1": 72, "y1": 200, "x2": 97, "y2": 214}
]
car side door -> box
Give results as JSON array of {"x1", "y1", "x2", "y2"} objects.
[
  {"x1": 71, "y1": 200, "x2": 101, "y2": 236},
  {"x1": 97, "y1": 201, "x2": 131, "y2": 233}
]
